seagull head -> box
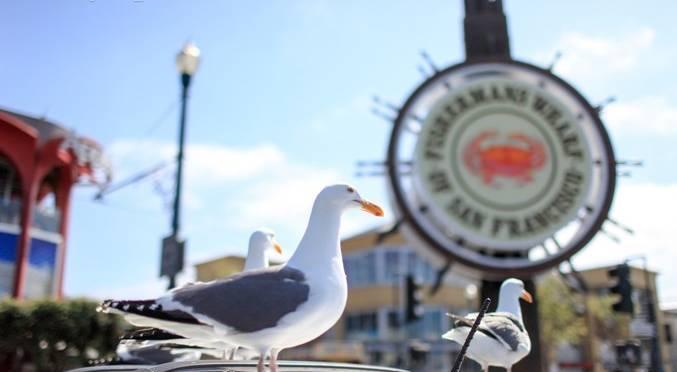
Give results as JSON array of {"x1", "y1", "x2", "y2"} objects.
[
  {"x1": 500, "y1": 278, "x2": 533, "y2": 304},
  {"x1": 316, "y1": 184, "x2": 385, "y2": 217},
  {"x1": 249, "y1": 228, "x2": 282, "y2": 255}
]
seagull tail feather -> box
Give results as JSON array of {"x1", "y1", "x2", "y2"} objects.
[
  {"x1": 97, "y1": 298, "x2": 202, "y2": 325},
  {"x1": 120, "y1": 327, "x2": 185, "y2": 341}
]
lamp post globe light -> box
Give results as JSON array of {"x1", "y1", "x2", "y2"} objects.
[
  {"x1": 162, "y1": 42, "x2": 200, "y2": 290},
  {"x1": 176, "y1": 42, "x2": 201, "y2": 77}
]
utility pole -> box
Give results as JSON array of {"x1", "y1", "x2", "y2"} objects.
[{"x1": 161, "y1": 42, "x2": 200, "y2": 290}]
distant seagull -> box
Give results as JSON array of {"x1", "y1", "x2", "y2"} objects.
[
  {"x1": 443, "y1": 278, "x2": 532, "y2": 372},
  {"x1": 242, "y1": 228, "x2": 283, "y2": 272},
  {"x1": 99, "y1": 184, "x2": 384, "y2": 372},
  {"x1": 115, "y1": 229, "x2": 284, "y2": 360}
]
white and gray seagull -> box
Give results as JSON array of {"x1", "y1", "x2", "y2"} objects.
[
  {"x1": 111, "y1": 229, "x2": 284, "y2": 360},
  {"x1": 99, "y1": 184, "x2": 384, "y2": 372},
  {"x1": 442, "y1": 278, "x2": 532, "y2": 372},
  {"x1": 242, "y1": 228, "x2": 283, "y2": 272}
]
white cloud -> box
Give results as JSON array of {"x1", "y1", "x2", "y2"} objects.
[
  {"x1": 103, "y1": 138, "x2": 365, "y2": 263},
  {"x1": 544, "y1": 28, "x2": 655, "y2": 82},
  {"x1": 604, "y1": 96, "x2": 677, "y2": 134},
  {"x1": 106, "y1": 140, "x2": 289, "y2": 210},
  {"x1": 572, "y1": 182, "x2": 677, "y2": 307},
  {"x1": 72, "y1": 267, "x2": 197, "y2": 301},
  {"x1": 230, "y1": 165, "x2": 341, "y2": 230},
  {"x1": 226, "y1": 164, "x2": 387, "y2": 243},
  {"x1": 109, "y1": 140, "x2": 286, "y2": 185}
]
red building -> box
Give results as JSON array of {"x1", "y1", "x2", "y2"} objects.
[{"x1": 0, "y1": 108, "x2": 111, "y2": 299}]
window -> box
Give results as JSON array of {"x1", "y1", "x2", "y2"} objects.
[
  {"x1": 423, "y1": 309, "x2": 443, "y2": 337},
  {"x1": 344, "y1": 252, "x2": 376, "y2": 287},
  {"x1": 665, "y1": 324, "x2": 673, "y2": 344},
  {"x1": 384, "y1": 250, "x2": 400, "y2": 283},
  {"x1": 422, "y1": 260, "x2": 436, "y2": 283},
  {"x1": 407, "y1": 251, "x2": 418, "y2": 278},
  {"x1": 364, "y1": 252, "x2": 376, "y2": 283},
  {"x1": 387, "y1": 310, "x2": 401, "y2": 328},
  {"x1": 406, "y1": 308, "x2": 444, "y2": 339},
  {"x1": 344, "y1": 312, "x2": 378, "y2": 338}
]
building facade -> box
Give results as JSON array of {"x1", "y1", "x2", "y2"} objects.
[
  {"x1": 194, "y1": 227, "x2": 673, "y2": 372},
  {"x1": 321, "y1": 227, "x2": 478, "y2": 371},
  {"x1": 0, "y1": 108, "x2": 110, "y2": 299},
  {"x1": 573, "y1": 265, "x2": 673, "y2": 372},
  {"x1": 662, "y1": 309, "x2": 677, "y2": 372}
]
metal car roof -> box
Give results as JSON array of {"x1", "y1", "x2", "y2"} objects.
[{"x1": 69, "y1": 360, "x2": 410, "y2": 372}]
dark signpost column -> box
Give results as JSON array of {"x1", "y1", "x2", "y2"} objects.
[
  {"x1": 466, "y1": 2, "x2": 543, "y2": 371},
  {"x1": 463, "y1": 0, "x2": 511, "y2": 60}
]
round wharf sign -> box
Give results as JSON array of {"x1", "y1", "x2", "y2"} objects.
[
  {"x1": 415, "y1": 77, "x2": 591, "y2": 250},
  {"x1": 387, "y1": 62, "x2": 615, "y2": 275}
]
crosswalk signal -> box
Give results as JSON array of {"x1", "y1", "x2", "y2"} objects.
[
  {"x1": 608, "y1": 263, "x2": 634, "y2": 315},
  {"x1": 405, "y1": 275, "x2": 424, "y2": 323}
]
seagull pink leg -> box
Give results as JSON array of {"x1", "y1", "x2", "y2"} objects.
[
  {"x1": 228, "y1": 347, "x2": 238, "y2": 360},
  {"x1": 257, "y1": 354, "x2": 265, "y2": 372},
  {"x1": 270, "y1": 348, "x2": 280, "y2": 372}
]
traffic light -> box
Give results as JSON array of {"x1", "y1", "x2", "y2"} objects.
[
  {"x1": 405, "y1": 275, "x2": 424, "y2": 322},
  {"x1": 608, "y1": 263, "x2": 634, "y2": 314}
]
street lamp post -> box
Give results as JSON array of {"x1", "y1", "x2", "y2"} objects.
[{"x1": 163, "y1": 43, "x2": 200, "y2": 290}]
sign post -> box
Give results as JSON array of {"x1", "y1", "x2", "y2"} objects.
[
  {"x1": 160, "y1": 234, "x2": 184, "y2": 281},
  {"x1": 380, "y1": 1, "x2": 617, "y2": 371}
]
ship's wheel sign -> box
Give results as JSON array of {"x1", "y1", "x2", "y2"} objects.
[{"x1": 387, "y1": 61, "x2": 616, "y2": 275}]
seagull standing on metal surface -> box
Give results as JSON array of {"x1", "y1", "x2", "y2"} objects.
[
  {"x1": 442, "y1": 278, "x2": 532, "y2": 372},
  {"x1": 99, "y1": 184, "x2": 384, "y2": 372},
  {"x1": 112, "y1": 229, "x2": 284, "y2": 361}
]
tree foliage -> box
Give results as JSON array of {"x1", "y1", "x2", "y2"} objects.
[
  {"x1": 0, "y1": 298, "x2": 126, "y2": 372},
  {"x1": 538, "y1": 274, "x2": 587, "y2": 363},
  {"x1": 538, "y1": 274, "x2": 628, "y2": 367}
]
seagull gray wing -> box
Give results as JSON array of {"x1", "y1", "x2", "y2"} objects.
[
  {"x1": 169, "y1": 266, "x2": 310, "y2": 333},
  {"x1": 446, "y1": 312, "x2": 527, "y2": 352},
  {"x1": 480, "y1": 313, "x2": 528, "y2": 351}
]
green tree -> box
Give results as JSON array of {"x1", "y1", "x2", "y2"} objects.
[
  {"x1": 538, "y1": 274, "x2": 629, "y2": 368},
  {"x1": 537, "y1": 275, "x2": 586, "y2": 365}
]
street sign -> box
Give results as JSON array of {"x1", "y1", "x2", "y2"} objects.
[{"x1": 160, "y1": 235, "x2": 185, "y2": 278}]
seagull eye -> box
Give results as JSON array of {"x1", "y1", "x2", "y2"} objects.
[{"x1": 347, "y1": 187, "x2": 354, "y2": 193}]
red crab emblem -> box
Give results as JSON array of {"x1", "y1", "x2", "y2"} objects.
[{"x1": 462, "y1": 130, "x2": 547, "y2": 185}]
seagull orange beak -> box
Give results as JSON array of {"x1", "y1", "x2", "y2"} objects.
[
  {"x1": 520, "y1": 290, "x2": 533, "y2": 303},
  {"x1": 359, "y1": 200, "x2": 385, "y2": 217},
  {"x1": 273, "y1": 241, "x2": 282, "y2": 254}
]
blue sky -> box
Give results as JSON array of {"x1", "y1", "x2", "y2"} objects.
[{"x1": 2, "y1": 1, "x2": 677, "y2": 305}]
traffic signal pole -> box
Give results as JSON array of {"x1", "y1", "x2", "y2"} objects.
[
  {"x1": 403, "y1": 274, "x2": 424, "y2": 370},
  {"x1": 610, "y1": 257, "x2": 664, "y2": 372}
]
